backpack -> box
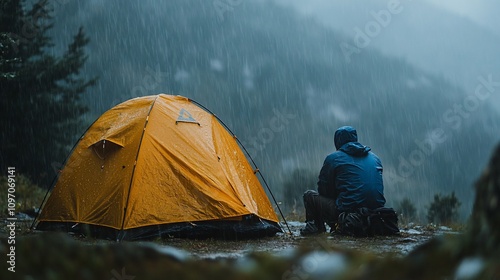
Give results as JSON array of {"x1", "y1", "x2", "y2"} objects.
[{"x1": 337, "y1": 207, "x2": 399, "y2": 237}]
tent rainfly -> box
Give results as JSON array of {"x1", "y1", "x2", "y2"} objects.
[{"x1": 35, "y1": 94, "x2": 282, "y2": 240}]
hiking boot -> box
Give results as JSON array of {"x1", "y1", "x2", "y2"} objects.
[{"x1": 300, "y1": 222, "x2": 324, "y2": 236}]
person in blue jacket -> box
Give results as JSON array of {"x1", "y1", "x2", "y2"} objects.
[{"x1": 300, "y1": 126, "x2": 386, "y2": 235}]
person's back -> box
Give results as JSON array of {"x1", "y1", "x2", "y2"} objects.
[{"x1": 324, "y1": 141, "x2": 386, "y2": 212}]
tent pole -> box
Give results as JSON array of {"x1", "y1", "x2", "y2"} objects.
[
  {"x1": 190, "y1": 99, "x2": 293, "y2": 235},
  {"x1": 118, "y1": 96, "x2": 159, "y2": 241}
]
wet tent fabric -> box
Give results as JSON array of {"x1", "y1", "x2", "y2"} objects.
[{"x1": 36, "y1": 94, "x2": 281, "y2": 240}]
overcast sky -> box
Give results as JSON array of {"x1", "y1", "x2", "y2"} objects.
[
  {"x1": 274, "y1": 0, "x2": 499, "y2": 36},
  {"x1": 415, "y1": 0, "x2": 498, "y2": 34}
]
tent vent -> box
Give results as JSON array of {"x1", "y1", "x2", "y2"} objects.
[{"x1": 91, "y1": 139, "x2": 122, "y2": 159}]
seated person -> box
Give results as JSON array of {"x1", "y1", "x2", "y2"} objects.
[{"x1": 301, "y1": 126, "x2": 386, "y2": 235}]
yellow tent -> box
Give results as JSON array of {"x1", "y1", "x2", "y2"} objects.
[{"x1": 35, "y1": 94, "x2": 281, "y2": 240}]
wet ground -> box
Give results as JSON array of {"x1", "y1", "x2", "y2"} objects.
[
  {"x1": 1, "y1": 218, "x2": 457, "y2": 260},
  {"x1": 133, "y1": 221, "x2": 457, "y2": 260},
  {"x1": 0, "y1": 217, "x2": 474, "y2": 279}
]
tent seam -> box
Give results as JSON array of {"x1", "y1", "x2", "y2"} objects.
[{"x1": 119, "y1": 95, "x2": 160, "y2": 239}]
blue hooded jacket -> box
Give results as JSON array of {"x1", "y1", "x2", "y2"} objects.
[{"x1": 317, "y1": 126, "x2": 386, "y2": 212}]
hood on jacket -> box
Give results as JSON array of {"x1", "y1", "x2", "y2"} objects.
[
  {"x1": 334, "y1": 126, "x2": 371, "y2": 156},
  {"x1": 334, "y1": 126, "x2": 358, "y2": 150}
]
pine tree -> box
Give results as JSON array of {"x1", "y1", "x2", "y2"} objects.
[{"x1": 0, "y1": 0, "x2": 96, "y2": 187}]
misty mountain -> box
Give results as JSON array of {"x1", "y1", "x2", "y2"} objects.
[
  {"x1": 276, "y1": 0, "x2": 500, "y2": 110},
  {"x1": 48, "y1": 0, "x2": 499, "y2": 216},
  {"x1": 427, "y1": 0, "x2": 500, "y2": 37}
]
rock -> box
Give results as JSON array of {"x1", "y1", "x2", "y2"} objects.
[{"x1": 468, "y1": 144, "x2": 500, "y2": 256}]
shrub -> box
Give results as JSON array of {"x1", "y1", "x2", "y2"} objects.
[
  {"x1": 282, "y1": 168, "x2": 317, "y2": 215},
  {"x1": 0, "y1": 174, "x2": 47, "y2": 217},
  {"x1": 427, "y1": 191, "x2": 461, "y2": 225},
  {"x1": 397, "y1": 197, "x2": 417, "y2": 224}
]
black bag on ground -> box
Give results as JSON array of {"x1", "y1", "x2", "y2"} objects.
[
  {"x1": 337, "y1": 207, "x2": 399, "y2": 237},
  {"x1": 366, "y1": 207, "x2": 399, "y2": 236},
  {"x1": 337, "y1": 210, "x2": 370, "y2": 237}
]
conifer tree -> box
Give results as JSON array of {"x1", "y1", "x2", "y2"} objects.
[{"x1": 0, "y1": 0, "x2": 96, "y2": 187}]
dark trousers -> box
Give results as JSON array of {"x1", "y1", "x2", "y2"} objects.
[{"x1": 303, "y1": 190, "x2": 338, "y2": 232}]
